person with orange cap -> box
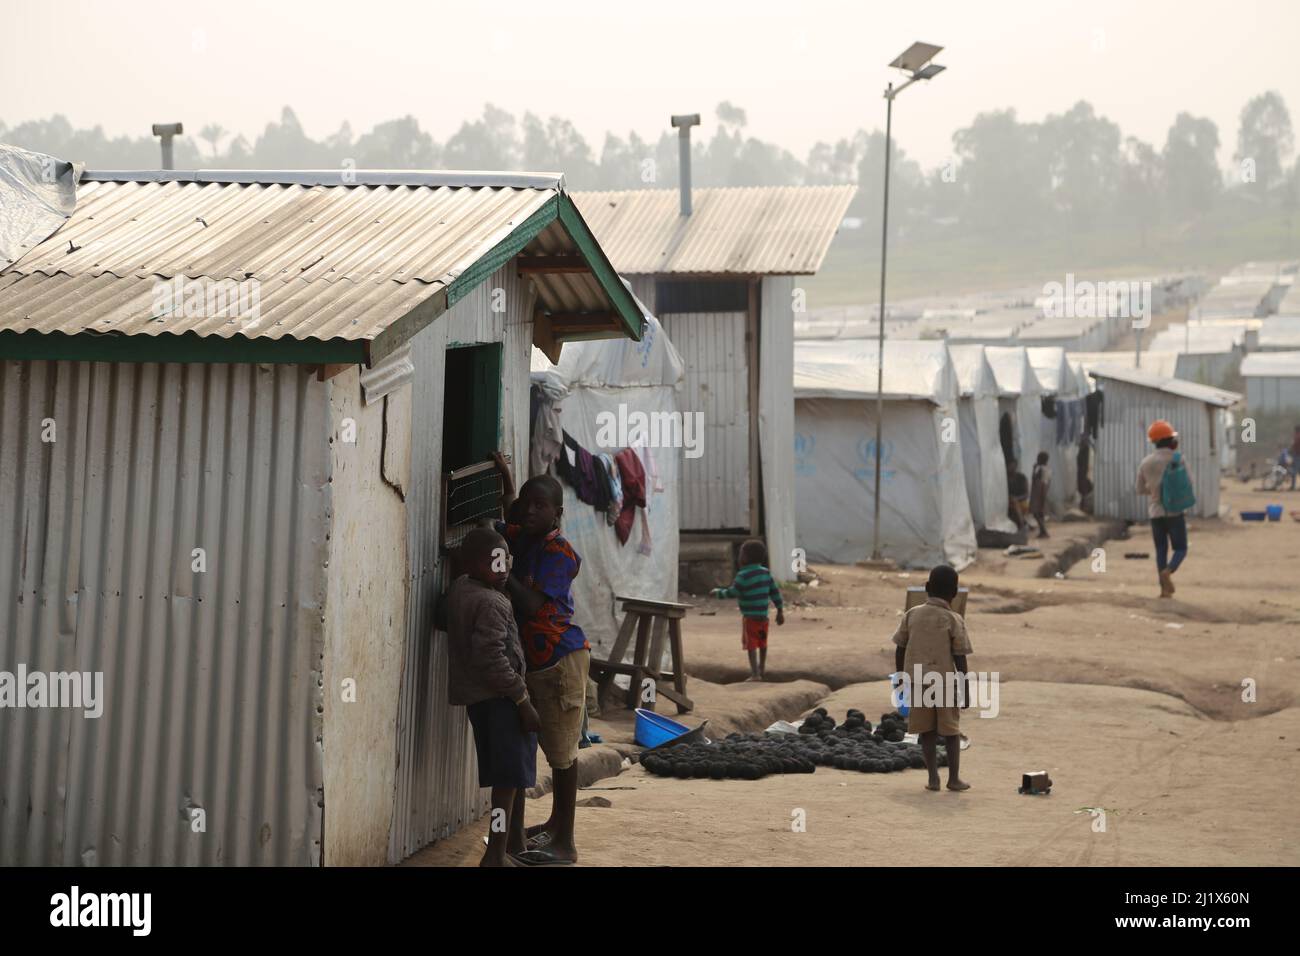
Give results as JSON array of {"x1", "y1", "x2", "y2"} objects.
[{"x1": 1136, "y1": 419, "x2": 1190, "y2": 598}]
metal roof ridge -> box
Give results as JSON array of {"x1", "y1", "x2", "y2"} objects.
[
  {"x1": 79, "y1": 169, "x2": 566, "y2": 190},
  {"x1": 574, "y1": 183, "x2": 857, "y2": 196}
]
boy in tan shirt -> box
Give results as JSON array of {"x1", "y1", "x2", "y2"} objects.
[{"x1": 892, "y1": 565, "x2": 973, "y2": 791}]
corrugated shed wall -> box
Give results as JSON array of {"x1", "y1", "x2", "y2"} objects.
[
  {"x1": 0, "y1": 359, "x2": 328, "y2": 865},
  {"x1": 626, "y1": 276, "x2": 656, "y2": 315},
  {"x1": 659, "y1": 311, "x2": 751, "y2": 530},
  {"x1": 1246, "y1": 376, "x2": 1300, "y2": 412},
  {"x1": 388, "y1": 264, "x2": 532, "y2": 862},
  {"x1": 1093, "y1": 378, "x2": 1221, "y2": 522},
  {"x1": 759, "y1": 276, "x2": 797, "y2": 578}
]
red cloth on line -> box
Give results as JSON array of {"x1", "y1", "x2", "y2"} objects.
[{"x1": 613, "y1": 447, "x2": 646, "y2": 545}]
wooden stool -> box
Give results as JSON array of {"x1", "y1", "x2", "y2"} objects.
[{"x1": 590, "y1": 596, "x2": 694, "y2": 714}]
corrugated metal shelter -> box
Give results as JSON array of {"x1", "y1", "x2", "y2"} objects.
[
  {"x1": 792, "y1": 339, "x2": 976, "y2": 570},
  {"x1": 573, "y1": 184, "x2": 855, "y2": 579},
  {"x1": 1087, "y1": 367, "x2": 1240, "y2": 522},
  {"x1": 0, "y1": 161, "x2": 644, "y2": 866},
  {"x1": 1017, "y1": 315, "x2": 1110, "y2": 352},
  {"x1": 947, "y1": 345, "x2": 1014, "y2": 533},
  {"x1": 1148, "y1": 324, "x2": 1244, "y2": 388},
  {"x1": 1241, "y1": 351, "x2": 1300, "y2": 412}
]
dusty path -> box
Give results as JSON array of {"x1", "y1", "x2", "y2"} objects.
[{"x1": 406, "y1": 482, "x2": 1300, "y2": 866}]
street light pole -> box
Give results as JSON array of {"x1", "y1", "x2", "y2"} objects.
[
  {"x1": 869, "y1": 42, "x2": 945, "y2": 562},
  {"x1": 871, "y1": 84, "x2": 894, "y2": 560}
]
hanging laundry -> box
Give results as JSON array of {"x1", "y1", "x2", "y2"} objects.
[
  {"x1": 556, "y1": 432, "x2": 603, "y2": 507},
  {"x1": 1084, "y1": 391, "x2": 1104, "y2": 438},
  {"x1": 529, "y1": 390, "x2": 564, "y2": 478},
  {"x1": 596, "y1": 452, "x2": 623, "y2": 525},
  {"x1": 633, "y1": 438, "x2": 664, "y2": 495},
  {"x1": 613, "y1": 447, "x2": 647, "y2": 547}
]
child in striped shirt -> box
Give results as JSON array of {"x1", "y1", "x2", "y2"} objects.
[{"x1": 711, "y1": 539, "x2": 784, "y2": 681}]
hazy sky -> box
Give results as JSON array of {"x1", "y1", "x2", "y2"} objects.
[{"x1": 4, "y1": 0, "x2": 1298, "y2": 170}]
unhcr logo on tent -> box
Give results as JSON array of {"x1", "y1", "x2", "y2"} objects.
[
  {"x1": 794, "y1": 431, "x2": 816, "y2": 476},
  {"x1": 1040, "y1": 273, "x2": 1152, "y2": 328},
  {"x1": 852, "y1": 437, "x2": 895, "y2": 485},
  {"x1": 594, "y1": 405, "x2": 704, "y2": 459},
  {"x1": 150, "y1": 276, "x2": 262, "y2": 323}
]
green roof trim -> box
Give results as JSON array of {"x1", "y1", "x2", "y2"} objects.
[
  {"x1": 445, "y1": 195, "x2": 560, "y2": 308},
  {"x1": 0, "y1": 330, "x2": 366, "y2": 365},
  {"x1": 556, "y1": 195, "x2": 644, "y2": 341}
]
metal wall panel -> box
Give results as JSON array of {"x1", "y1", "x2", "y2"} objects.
[
  {"x1": 1092, "y1": 378, "x2": 1221, "y2": 522},
  {"x1": 388, "y1": 264, "x2": 531, "y2": 862},
  {"x1": 660, "y1": 311, "x2": 750, "y2": 530},
  {"x1": 759, "y1": 276, "x2": 797, "y2": 576},
  {"x1": 0, "y1": 359, "x2": 328, "y2": 865}
]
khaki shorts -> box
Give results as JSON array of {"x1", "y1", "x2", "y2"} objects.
[
  {"x1": 907, "y1": 705, "x2": 961, "y2": 736},
  {"x1": 526, "y1": 649, "x2": 589, "y2": 770}
]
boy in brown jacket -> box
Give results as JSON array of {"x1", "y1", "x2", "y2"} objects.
[{"x1": 446, "y1": 527, "x2": 542, "y2": 866}]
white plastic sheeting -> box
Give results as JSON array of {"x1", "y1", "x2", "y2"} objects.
[
  {"x1": 529, "y1": 313, "x2": 685, "y2": 657},
  {"x1": 1028, "y1": 347, "x2": 1084, "y2": 513},
  {"x1": 0, "y1": 144, "x2": 79, "y2": 266},
  {"x1": 984, "y1": 346, "x2": 1044, "y2": 480},
  {"x1": 792, "y1": 340, "x2": 976, "y2": 570},
  {"x1": 948, "y1": 345, "x2": 1014, "y2": 532}
]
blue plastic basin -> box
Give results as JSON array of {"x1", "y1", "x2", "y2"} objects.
[
  {"x1": 1266, "y1": 504, "x2": 1283, "y2": 521},
  {"x1": 634, "y1": 708, "x2": 691, "y2": 749},
  {"x1": 1241, "y1": 511, "x2": 1267, "y2": 522}
]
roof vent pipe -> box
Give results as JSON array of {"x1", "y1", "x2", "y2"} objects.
[
  {"x1": 151, "y1": 123, "x2": 184, "y2": 170},
  {"x1": 670, "y1": 114, "x2": 701, "y2": 216}
]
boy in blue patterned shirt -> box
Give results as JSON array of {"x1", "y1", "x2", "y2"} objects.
[{"x1": 711, "y1": 539, "x2": 784, "y2": 681}]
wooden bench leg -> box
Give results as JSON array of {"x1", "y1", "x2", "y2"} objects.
[
  {"x1": 625, "y1": 613, "x2": 651, "y2": 710},
  {"x1": 668, "y1": 617, "x2": 692, "y2": 714},
  {"x1": 601, "y1": 609, "x2": 639, "y2": 705},
  {"x1": 644, "y1": 614, "x2": 669, "y2": 710}
]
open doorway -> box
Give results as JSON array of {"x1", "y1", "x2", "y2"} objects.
[
  {"x1": 441, "y1": 343, "x2": 502, "y2": 472},
  {"x1": 439, "y1": 343, "x2": 505, "y2": 557}
]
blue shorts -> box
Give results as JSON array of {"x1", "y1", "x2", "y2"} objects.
[{"x1": 467, "y1": 697, "x2": 537, "y2": 789}]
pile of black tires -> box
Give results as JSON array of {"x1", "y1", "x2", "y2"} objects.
[{"x1": 639, "y1": 708, "x2": 949, "y2": 781}]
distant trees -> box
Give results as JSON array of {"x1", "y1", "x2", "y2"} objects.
[
  {"x1": 1235, "y1": 90, "x2": 1294, "y2": 191},
  {"x1": 3, "y1": 92, "x2": 1296, "y2": 245},
  {"x1": 1163, "y1": 112, "x2": 1222, "y2": 218}
]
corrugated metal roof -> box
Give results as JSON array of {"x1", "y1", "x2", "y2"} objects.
[
  {"x1": 572, "y1": 184, "x2": 856, "y2": 275},
  {"x1": 1, "y1": 172, "x2": 642, "y2": 359},
  {"x1": 1088, "y1": 365, "x2": 1241, "y2": 407}
]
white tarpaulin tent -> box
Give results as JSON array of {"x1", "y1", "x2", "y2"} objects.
[
  {"x1": 529, "y1": 312, "x2": 685, "y2": 657},
  {"x1": 792, "y1": 339, "x2": 976, "y2": 570},
  {"x1": 948, "y1": 345, "x2": 1014, "y2": 532},
  {"x1": 1027, "y1": 346, "x2": 1085, "y2": 513},
  {"x1": 984, "y1": 346, "x2": 1044, "y2": 484}
]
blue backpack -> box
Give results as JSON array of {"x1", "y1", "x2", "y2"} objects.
[{"x1": 1160, "y1": 451, "x2": 1196, "y2": 514}]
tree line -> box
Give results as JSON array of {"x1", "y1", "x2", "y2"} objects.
[{"x1": 3, "y1": 92, "x2": 1295, "y2": 243}]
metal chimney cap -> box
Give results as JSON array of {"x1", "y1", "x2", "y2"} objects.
[
  {"x1": 670, "y1": 114, "x2": 701, "y2": 128},
  {"x1": 151, "y1": 123, "x2": 184, "y2": 136}
]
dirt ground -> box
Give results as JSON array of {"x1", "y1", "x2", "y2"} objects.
[{"x1": 406, "y1": 481, "x2": 1300, "y2": 867}]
